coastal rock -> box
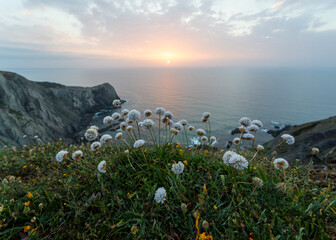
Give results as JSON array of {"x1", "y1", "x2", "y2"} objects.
[
  {"x1": 264, "y1": 116, "x2": 336, "y2": 163},
  {"x1": 0, "y1": 71, "x2": 120, "y2": 146},
  {"x1": 267, "y1": 124, "x2": 293, "y2": 137}
]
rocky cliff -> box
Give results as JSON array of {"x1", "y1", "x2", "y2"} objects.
[
  {"x1": 265, "y1": 116, "x2": 336, "y2": 164},
  {"x1": 0, "y1": 71, "x2": 120, "y2": 146}
]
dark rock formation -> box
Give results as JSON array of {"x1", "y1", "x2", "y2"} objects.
[
  {"x1": 267, "y1": 124, "x2": 293, "y2": 137},
  {"x1": 0, "y1": 71, "x2": 120, "y2": 146},
  {"x1": 264, "y1": 116, "x2": 336, "y2": 164}
]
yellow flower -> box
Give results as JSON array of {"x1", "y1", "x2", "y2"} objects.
[
  {"x1": 27, "y1": 192, "x2": 33, "y2": 198},
  {"x1": 24, "y1": 225, "x2": 31, "y2": 232},
  {"x1": 253, "y1": 167, "x2": 257, "y2": 170},
  {"x1": 213, "y1": 205, "x2": 217, "y2": 211},
  {"x1": 24, "y1": 201, "x2": 30, "y2": 207},
  {"x1": 183, "y1": 160, "x2": 188, "y2": 166},
  {"x1": 22, "y1": 165, "x2": 27, "y2": 169}
]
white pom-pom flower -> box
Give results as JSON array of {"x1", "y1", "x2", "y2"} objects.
[
  {"x1": 196, "y1": 129, "x2": 206, "y2": 136},
  {"x1": 100, "y1": 134, "x2": 112, "y2": 144},
  {"x1": 155, "y1": 107, "x2": 165, "y2": 115},
  {"x1": 128, "y1": 110, "x2": 141, "y2": 121},
  {"x1": 134, "y1": 139, "x2": 145, "y2": 148},
  {"x1": 222, "y1": 151, "x2": 237, "y2": 165},
  {"x1": 201, "y1": 136, "x2": 208, "y2": 142},
  {"x1": 180, "y1": 119, "x2": 188, "y2": 126},
  {"x1": 247, "y1": 125, "x2": 259, "y2": 132},
  {"x1": 98, "y1": 161, "x2": 107, "y2": 173},
  {"x1": 172, "y1": 161, "x2": 185, "y2": 175},
  {"x1": 89, "y1": 125, "x2": 99, "y2": 131},
  {"x1": 126, "y1": 126, "x2": 133, "y2": 132},
  {"x1": 229, "y1": 154, "x2": 249, "y2": 170},
  {"x1": 239, "y1": 117, "x2": 251, "y2": 127},
  {"x1": 144, "y1": 109, "x2": 152, "y2": 118},
  {"x1": 56, "y1": 150, "x2": 68, "y2": 162},
  {"x1": 188, "y1": 126, "x2": 194, "y2": 131},
  {"x1": 115, "y1": 132, "x2": 123, "y2": 140},
  {"x1": 252, "y1": 177, "x2": 264, "y2": 188},
  {"x1": 170, "y1": 128, "x2": 179, "y2": 135},
  {"x1": 126, "y1": 118, "x2": 133, "y2": 124},
  {"x1": 210, "y1": 136, "x2": 216, "y2": 142},
  {"x1": 103, "y1": 116, "x2": 113, "y2": 125},
  {"x1": 85, "y1": 128, "x2": 98, "y2": 141},
  {"x1": 142, "y1": 119, "x2": 155, "y2": 129},
  {"x1": 273, "y1": 158, "x2": 289, "y2": 170},
  {"x1": 121, "y1": 109, "x2": 129, "y2": 117},
  {"x1": 164, "y1": 111, "x2": 173, "y2": 119},
  {"x1": 173, "y1": 122, "x2": 183, "y2": 131},
  {"x1": 281, "y1": 134, "x2": 295, "y2": 145},
  {"x1": 112, "y1": 99, "x2": 121, "y2": 107},
  {"x1": 243, "y1": 133, "x2": 254, "y2": 141},
  {"x1": 233, "y1": 138, "x2": 241, "y2": 145},
  {"x1": 72, "y1": 150, "x2": 83, "y2": 160},
  {"x1": 120, "y1": 122, "x2": 128, "y2": 131},
  {"x1": 202, "y1": 112, "x2": 211, "y2": 119},
  {"x1": 251, "y1": 120, "x2": 263, "y2": 128},
  {"x1": 112, "y1": 112, "x2": 121, "y2": 120},
  {"x1": 154, "y1": 187, "x2": 167, "y2": 204},
  {"x1": 257, "y1": 145, "x2": 264, "y2": 151},
  {"x1": 91, "y1": 142, "x2": 101, "y2": 151}
]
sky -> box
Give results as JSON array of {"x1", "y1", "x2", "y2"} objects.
[{"x1": 1, "y1": 0, "x2": 336, "y2": 68}]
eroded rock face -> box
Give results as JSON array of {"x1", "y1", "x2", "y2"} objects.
[
  {"x1": 265, "y1": 116, "x2": 336, "y2": 163},
  {"x1": 0, "y1": 71, "x2": 120, "y2": 146}
]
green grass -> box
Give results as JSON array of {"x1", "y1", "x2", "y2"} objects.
[{"x1": 0, "y1": 141, "x2": 335, "y2": 239}]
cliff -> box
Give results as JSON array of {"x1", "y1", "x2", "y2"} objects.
[
  {"x1": 0, "y1": 71, "x2": 120, "y2": 146},
  {"x1": 265, "y1": 116, "x2": 336, "y2": 164}
]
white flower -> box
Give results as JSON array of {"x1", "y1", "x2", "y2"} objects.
[
  {"x1": 115, "y1": 132, "x2": 123, "y2": 140},
  {"x1": 168, "y1": 120, "x2": 174, "y2": 127},
  {"x1": 180, "y1": 119, "x2": 188, "y2": 126},
  {"x1": 164, "y1": 111, "x2": 173, "y2": 119},
  {"x1": 98, "y1": 161, "x2": 107, "y2": 173},
  {"x1": 34, "y1": 135, "x2": 38, "y2": 138},
  {"x1": 210, "y1": 136, "x2": 216, "y2": 142},
  {"x1": 233, "y1": 138, "x2": 241, "y2": 145},
  {"x1": 72, "y1": 150, "x2": 83, "y2": 160},
  {"x1": 247, "y1": 125, "x2": 259, "y2": 132},
  {"x1": 257, "y1": 145, "x2": 264, "y2": 151},
  {"x1": 89, "y1": 125, "x2": 99, "y2": 131},
  {"x1": 120, "y1": 122, "x2": 128, "y2": 131},
  {"x1": 172, "y1": 161, "x2": 185, "y2": 175},
  {"x1": 188, "y1": 126, "x2": 194, "y2": 131},
  {"x1": 229, "y1": 154, "x2": 249, "y2": 170},
  {"x1": 154, "y1": 187, "x2": 167, "y2": 204},
  {"x1": 170, "y1": 128, "x2": 179, "y2": 135},
  {"x1": 239, "y1": 126, "x2": 247, "y2": 133},
  {"x1": 243, "y1": 133, "x2": 254, "y2": 141},
  {"x1": 273, "y1": 158, "x2": 289, "y2": 170},
  {"x1": 134, "y1": 139, "x2": 145, "y2": 148},
  {"x1": 312, "y1": 147, "x2": 319, "y2": 154},
  {"x1": 201, "y1": 136, "x2": 208, "y2": 142},
  {"x1": 56, "y1": 150, "x2": 68, "y2": 162},
  {"x1": 121, "y1": 109, "x2": 129, "y2": 116},
  {"x1": 281, "y1": 134, "x2": 295, "y2": 145},
  {"x1": 126, "y1": 118, "x2": 134, "y2": 124},
  {"x1": 112, "y1": 99, "x2": 121, "y2": 107},
  {"x1": 23, "y1": 135, "x2": 27, "y2": 138},
  {"x1": 85, "y1": 128, "x2": 98, "y2": 141},
  {"x1": 103, "y1": 116, "x2": 113, "y2": 125},
  {"x1": 173, "y1": 122, "x2": 183, "y2": 131},
  {"x1": 128, "y1": 109, "x2": 141, "y2": 121},
  {"x1": 251, "y1": 120, "x2": 263, "y2": 128},
  {"x1": 252, "y1": 177, "x2": 264, "y2": 188},
  {"x1": 142, "y1": 119, "x2": 155, "y2": 129},
  {"x1": 91, "y1": 142, "x2": 101, "y2": 151},
  {"x1": 196, "y1": 129, "x2": 205, "y2": 136},
  {"x1": 126, "y1": 126, "x2": 133, "y2": 132},
  {"x1": 202, "y1": 112, "x2": 211, "y2": 119},
  {"x1": 100, "y1": 134, "x2": 112, "y2": 144},
  {"x1": 222, "y1": 151, "x2": 237, "y2": 165},
  {"x1": 239, "y1": 117, "x2": 251, "y2": 127},
  {"x1": 144, "y1": 109, "x2": 152, "y2": 118},
  {"x1": 155, "y1": 107, "x2": 165, "y2": 115},
  {"x1": 2, "y1": 178, "x2": 8, "y2": 184},
  {"x1": 112, "y1": 112, "x2": 121, "y2": 120}
]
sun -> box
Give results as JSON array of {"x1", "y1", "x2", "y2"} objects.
[{"x1": 166, "y1": 60, "x2": 171, "y2": 64}]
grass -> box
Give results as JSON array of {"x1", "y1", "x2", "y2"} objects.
[{"x1": 0, "y1": 141, "x2": 335, "y2": 240}]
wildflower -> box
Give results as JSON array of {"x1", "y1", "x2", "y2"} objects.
[
  {"x1": 112, "y1": 99, "x2": 121, "y2": 107},
  {"x1": 38, "y1": 203, "x2": 43, "y2": 209},
  {"x1": 126, "y1": 118, "x2": 134, "y2": 124},
  {"x1": 188, "y1": 126, "x2": 194, "y2": 131},
  {"x1": 247, "y1": 125, "x2": 259, "y2": 132},
  {"x1": 201, "y1": 136, "x2": 208, "y2": 142},
  {"x1": 84, "y1": 128, "x2": 98, "y2": 141},
  {"x1": 72, "y1": 150, "x2": 83, "y2": 160},
  {"x1": 120, "y1": 122, "x2": 128, "y2": 131},
  {"x1": 115, "y1": 132, "x2": 123, "y2": 140},
  {"x1": 90, "y1": 142, "x2": 101, "y2": 151},
  {"x1": 257, "y1": 145, "x2": 264, "y2": 151},
  {"x1": 239, "y1": 117, "x2": 251, "y2": 127},
  {"x1": 251, "y1": 120, "x2": 263, "y2": 128},
  {"x1": 210, "y1": 136, "x2": 216, "y2": 142},
  {"x1": 164, "y1": 111, "x2": 173, "y2": 119},
  {"x1": 56, "y1": 150, "x2": 68, "y2": 162},
  {"x1": 31, "y1": 217, "x2": 36, "y2": 223},
  {"x1": 9, "y1": 175, "x2": 16, "y2": 182},
  {"x1": 103, "y1": 116, "x2": 113, "y2": 125},
  {"x1": 202, "y1": 220, "x2": 209, "y2": 230},
  {"x1": 24, "y1": 225, "x2": 31, "y2": 233},
  {"x1": 131, "y1": 225, "x2": 138, "y2": 235},
  {"x1": 2, "y1": 178, "x2": 8, "y2": 184},
  {"x1": 89, "y1": 125, "x2": 99, "y2": 131},
  {"x1": 154, "y1": 187, "x2": 167, "y2": 204},
  {"x1": 126, "y1": 126, "x2": 133, "y2": 132},
  {"x1": 24, "y1": 201, "x2": 30, "y2": 207},
  {"x1": 252, "y1": 177, "x2": 264, "y2": 188},
  {"x1": 112, "y1": 112, "x2": 121, "y2": 120},
  {"x1": 273, "y1": 158, "x2": 289, "y2": 170},
  {"x1": 196, "y1": 129, "x2": 206, "y2": 136},
  {"x1": 180, "y1": 119, "x2": 188, "y2": 126},
  {"x1": 239, "y1": 126, "x2": 247, "y2": 133},
  {"x1": 128, "y1": 109, "x2": 141, "y2": 121},
  {"x1": 27, "y1": 192, "x2": 33, "y2": 198},
  {"x1": 100, "y1": 134, "x2": 112, "y2": 144},
  {"x1": 172, "y1": 161, "x2": 185, "y2": 175},
  {"x1": 281, "y1": 134, "x2": 295, "y2": 145},
  {"x1": 223, "y1": 151, "x2": 237, "y2": 165},
  {"x1": 243, "y1": 133, "x2": 254, "y2": 140},
  {"x1": 312, "y1": 147, "x2": 319, "y2": 154},
  {"x1": 155, "y1": 107, "x2": 165, "y2": 115},
  {"x1": 201, "y1": 116, "x2": 208, "y2": 123},
  {"x1": 124, "y1": 150, "x2": 129, "y2": 155},
  {"x1": 229, "y1": 154, "x2": 249, "y2": 170},
  {"x1": 134, "y1": 139, "x2": 145, "y2": 148},
  {"x1": 144, "y1": 109, "x2": 152, "y2": 117},
  {"x1": 170, "y1": 128, "x2": 179, "y2": 136},
  {"x1": 233, "y1": 138, "x2": 241, "y2": 145},
  {"x1": 202, "y1": 112, "x2": 211, "y2": 119},
  {"x1": 181, "y1": 203, "x2": 188, "y2": 211},
  {"x1": 142, "y1": 119, "x2": 155, "y2": 129},
  {"x1": 173, "y1": 122, "x2": 183, "y2": 131},
  {"x1": 276, "y1": 182, "x2": 287, "y2": 192},
  {"x1": 98, "y1": 161, "x2": 107, "y2": 173},
  {"x1": 121, "y1": 109, "x2": 129, "y2": 116},
  {"x1": 213, "y1": 205, "x2": 217, "y2": 211}
]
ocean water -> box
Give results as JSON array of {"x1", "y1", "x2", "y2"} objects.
[{"x1": 12, "y1": 67, "x2": 336, "y2": 145}]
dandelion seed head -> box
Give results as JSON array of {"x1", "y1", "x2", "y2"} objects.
[
  {"x1": 115, "y1": 132, "x2": 123, "y2": 140},
  {"x1": 251, "y1": 120, "x2": 263, "y2": 128},
  {"x1": 155, "y1": 107, "x2": 165, "y2": 115},
  {"x1": 98, "y1": 161, "x2": 107, "y2": 173},
  {"x1": 243, "y1": 133, "x2": 254, "y2": 141},
  {"x1": 56, "y1": 150, "x2": 68, "y2": 162},
  {"x1": 128, "y1": 110, "x2": 141, "y2": 121},
  {"x1": 85, "y1": 128, "x2": 98, "y2": 141},
  {"x1": 90, "y1": 142, "x2": 101, "y2": 151},
  {"x1": 112, "y1": 112, "x2": 121, "y2": 120},
  {"x1": 154, "y1": 187, "x2": 167, "y2": 204},
  {"x1": 72, "y1": 150, "x2": 83, "y2": 160},
  {"x1": 134, "y1": 139, "x2": 145, "y2": 148},
  {"x1": 100, "y1": 134, "x2": 112, "y2": 144},
  {"x1": 281, "y1": 134, "x2": 295, "y2": 145},
  {"x1": 196, "y1": 129, "x2": 206, "y2": 136},
  {"x1": 239, "y1": 117, "x2": 251, "y2": 127},
  {"x1": 144, "y1": 109, "x2": 152, "y2": 118},
  {"x1": 172, "y1": 161, "x2": 185, "y2": 175},
  {"x1": 273, "y1": 158, "x2": 289, "y2": 170},
  {"x1": 112, "y1": 99, "x2": 121, "y2": 107},
  {"x1": 233, "y1": 138, "x2": 241, "y2": 145}
]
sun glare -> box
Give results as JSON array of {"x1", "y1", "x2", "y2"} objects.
[{"x1": 167, "y1": 60, "x2": 171, "y2": 64}]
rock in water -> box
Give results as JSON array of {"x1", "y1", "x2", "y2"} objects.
[{"x1": 0, "y1": 71, "x2": 120, "y2": 146}]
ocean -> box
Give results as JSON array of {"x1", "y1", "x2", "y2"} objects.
[{"x1": 11, "y1": 67, "x2": 336, "y2": 145}]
